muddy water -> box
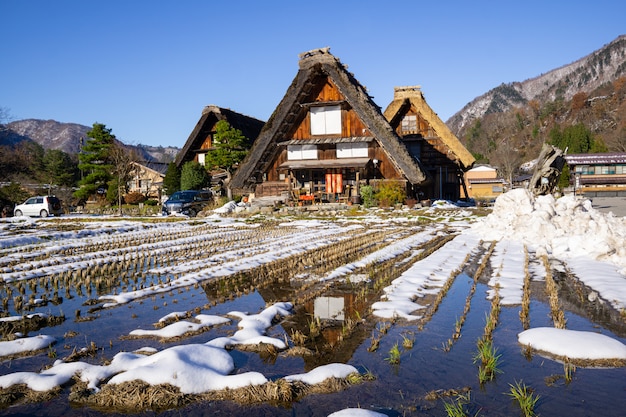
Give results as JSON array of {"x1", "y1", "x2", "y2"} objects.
[{"x1": 1, "y1": 265, "x2": 626, "y2": 416}]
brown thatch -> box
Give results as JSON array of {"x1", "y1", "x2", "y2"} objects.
[
  {"x1": 230, "y1": 48, "x2": 427, "y2": 193},
  {"x1": 175, "y1": 105, "x2": 265, "y2": 168},
  {"x1": 384, "y1": 86, "x2": 475, "y2": 170}
]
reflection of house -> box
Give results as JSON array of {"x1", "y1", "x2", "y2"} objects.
[
  {"x1": 564, "y1": 152, "x2": 626, "y2": 197},
  {"x1": 229, "y1": 47, "x2": 428, "y2": 201},
  {"x1": 126, "y1": 161, "x2": 167, "y2": 199},
  {"x1": 175, "y1": 105, "x2": 265, "y2": 169},
  {"x1": 462, "y1": 165, "x2": 505, "y2": 200},
  {"x1": 384, "y1": 86, "x2": 475, "y2": 201}
]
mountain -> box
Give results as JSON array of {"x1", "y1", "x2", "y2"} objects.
[
  {"x1": 0, "y1": 119, "x2": 179, "y2": 163},
  {"x1": 448, "y1": 34, "x2": 626, "y2": 140}
]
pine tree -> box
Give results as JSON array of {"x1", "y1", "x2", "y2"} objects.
[
  {"x1": 74, "y1": 123, "x2": 115, "y2": 202},
  {"x1": 203, "y1": 120, "x2": 250, "y2": 173},
  {"x1": 163, "y1": 162, "x2": 181, "y2": 195}
]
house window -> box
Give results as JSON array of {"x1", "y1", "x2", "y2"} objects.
[
  {"x1": 401, "y1": 115, "x2": 417, "y2": 133},
  {"x1": 336, "y1": 142, "x2": 368, "y2": 158},
  {"x1": 197, "y1": 153, "x2": 205, "y2": 166},
  {"x1": 287, "y1": 144, "x2": 318, "y2": 160},
  {"x1": 310, "y1": 105, "x2": 341, "y2": 135}
]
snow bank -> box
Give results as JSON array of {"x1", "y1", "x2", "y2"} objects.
[
  {"x1": 328, "y1": 409, "x2": 388, "y2": 417},
  {"x1": 129, "y1": 314, "x2": 230, "y2": 339},
  {"x1": 518, "y1": 327, "x2": 626, "y2": 361},
  {"x1": 472, "y1": 189, "x2": 626, "y2": 271},
  {"x1": 284, "y1": 363, "x2": 358, "y2": 384},
  {"x1": 0, "y1": 335, "x2": 55, "y2": 357}
]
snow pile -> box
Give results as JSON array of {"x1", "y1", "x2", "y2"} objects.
[
  {"x1": 107, "y1": 344, "x2": 267, "y2": 393},
  {"x1": 207, "y1": 302, "x2": 293, "y2": 349},
  {"x1": 518, "y1": 327, "x2": 626, "y2": 361},
  {"x1": 472, "y1": 188, "x2": 626, "y2": 270},
  {"x1": 285, "y1": 363, "x2": 358, "y2": 384},
  {"x1": 129, "y1": 314, "x2": 230, "y2": 339},
  {"x1": 213, "y1": 200, "x2": 238, "y2": 214},
  {"x1": 0, "y1": 335, "x2": 55, "y2": 358},
  {"x1": 328, "y1": 409, "x2": 387, "y2": 417}
]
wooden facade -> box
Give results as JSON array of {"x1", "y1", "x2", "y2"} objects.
[
  {"x1": 384, "y1": 86, "x2": 475, "y2": 201},
  {"x1": 126, "y1": 161, "x2": 167, "y2": 200},
  {"x1": 230, "y1": 48, "x2": 427, "y2": 202},
  {"x1": 175, "y1": 105, "x2": 265, "y2": 169}
]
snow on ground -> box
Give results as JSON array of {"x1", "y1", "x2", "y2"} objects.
[
  {"x1": 471, "y1": 188, "x2": 626, "y2": 311},
  {"x1": 371, "y1": 232, "x2": 482, "y2": 320},
  {"x1": 1, "y1": 191, "x2": 626, "y2": 406},
  {"x1": 0, "y1": 335, "x2": 55, "y2": 358},
  {"x1": 129, "y1": 314, "x2": 230, "y2": 339},
  {"x1": 327, "y1": 410, "x2": 388, "y2": 417},
  {"x1": 0, "y1": 302, "x2": 357, "y2": 394}
]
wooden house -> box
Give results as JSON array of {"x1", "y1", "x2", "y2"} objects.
[
  {"x1": 384, "y1": 86, "x2": 475, "y2": 201},
  {"x1": 229, "y1": 48, "x2": 428, "y2": 203},
  {"x1": 175, "y1": 105, "x2": 265, "y2": 169},
  {"x1": 126, "y1": 161, "x2": 167, "y2": 200}
]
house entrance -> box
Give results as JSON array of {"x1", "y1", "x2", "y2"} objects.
[{"x1": 292, "y1": 168, "x2": 359, "y2": 203}]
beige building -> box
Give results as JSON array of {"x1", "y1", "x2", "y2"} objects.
[
  {"x1": 126, "y1": 162, "x2": 167, "y2": 200},
  {"x1": 462, "y1": 165, "x2": 505, "y2": 201}
]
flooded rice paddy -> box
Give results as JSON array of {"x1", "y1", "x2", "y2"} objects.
[{"x1": 0, "y1": 210, "x2": 625, "y2": 416}]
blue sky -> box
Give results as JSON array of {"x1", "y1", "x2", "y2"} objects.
[{"x1": 2, "y1": 0, "x2": 625, "y2": 149}]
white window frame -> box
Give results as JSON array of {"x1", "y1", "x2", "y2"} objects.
[
  {"x1": 287, "y1": 144, "x2": 318, "y2": 160},
  {"x1": 401, "y1": 115, "x2": 417, "y2": 133},
  {"x1": 310, "y1": 105, "x2": 341, "y2": 135},
  {"x1": 336, "y1": 142, "x2": 368, "y2": 158}
]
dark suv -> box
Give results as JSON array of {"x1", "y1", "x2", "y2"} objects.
[{"x1": 162, "y1": 190, "x2": 213, "y2": 217}]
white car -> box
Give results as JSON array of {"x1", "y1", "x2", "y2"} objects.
[{"x1": 13, "y1": 196, "x2": 63, "y2": 217}]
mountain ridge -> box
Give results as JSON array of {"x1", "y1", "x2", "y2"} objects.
[
  {"x1": 0, "y1": 118, "x2": 179, "y2": 163},
  {"x1": 447, "y1": 35, "x2": 626, "y2": 136}
]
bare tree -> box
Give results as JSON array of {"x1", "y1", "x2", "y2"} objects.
[
  {"x1": 491, "y1": 138, "x2": 523, "y2": 189},
  {"x1": 109, "y1": 144, "x2": 139, "y2": 215}
]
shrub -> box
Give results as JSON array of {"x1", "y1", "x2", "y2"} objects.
[
  {"x1": 375, "y1": 181, "x2": 406, "y2": 207},
  {"x1": 124, "y1": 192, "x2": 146, "y2": 205},
  {"x1": 360, "y1": 185, "x2": 376, "y2": 208}
]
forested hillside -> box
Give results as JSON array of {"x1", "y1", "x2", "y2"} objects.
[{"x1": 449, "y1": 35, "x2": 626, "y2": 179}]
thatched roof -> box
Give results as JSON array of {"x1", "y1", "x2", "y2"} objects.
[
  {"x1": 230, "y1": 48, "x2": 427, "y2": 192},
  {"x1": 175, "y1": 105, "x2": 265, "y2": 168},
  {"x1": 384, "y1": 86, "x2": 475, "y2": 170}
]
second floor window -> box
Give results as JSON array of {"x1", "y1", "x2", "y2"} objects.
[
  {"x1": 310, "y1": 105, "x2": 341, "y2": 135},
  {"x1": 288, "y1": 144, "x2": 318, "y2": 160},
  {"x1": 336, "y1": 142, "x2": 368, "y2": 158},
  {"x1": 401, "y1": 115, "x2": 417, "y2": 133}
]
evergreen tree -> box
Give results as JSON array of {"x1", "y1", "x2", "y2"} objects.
[
  {"x1": 43, "y1": 149, "x2": 77, "y2": 187},
  {"x1": 203, "y1": 120, "x2": 250, "y2": 173},
  {"x1": 74, "y1": 123, "x2": 115, "y2": 201},
  {"x1": 163, "y1": 162, "x2": 181, "y2": 195},
  {"x1": 180, "y1": 161, "x2": 210, "y2": 191}
]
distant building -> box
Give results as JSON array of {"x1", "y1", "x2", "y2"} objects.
[
  {"x1": 383, "y1": 86, "x2": 475, "y2": 201},
  {"x1": 462, "y1": 165, "x2": 505, "y2": 201},
  {"x1": 564, "y1": 152, "x2": 626, "y2": 197},
  {"x1": 175, "y1": 105, "x2": 265, "y2": 169},
  {"x1": 126, "y1": 161, "x2": 167, "y2": 200}
]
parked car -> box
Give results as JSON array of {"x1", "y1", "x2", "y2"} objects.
[
  {"x1": 162, "y1": 190, "x2": 213, "y2": 217},
  {"x1": 13, "y1": 196, "x2": 63, "y2": 217}
]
